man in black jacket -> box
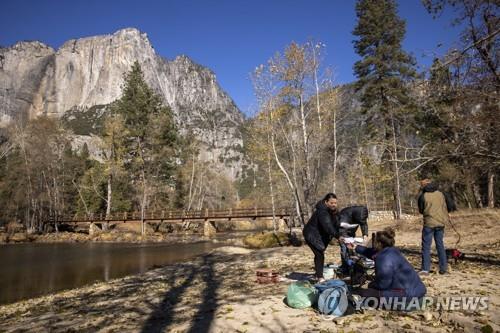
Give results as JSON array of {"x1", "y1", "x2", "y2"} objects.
[
  {"x1": 338, "y1": 205, "x2": 369, "y2": 273},
  {"x1": 303, "y1": 193, "x2": 340, "y2": 282}
]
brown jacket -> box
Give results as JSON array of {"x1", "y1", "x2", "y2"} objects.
[{"x1": 418, "y1": 183, "x2": 455, "y2": 228}]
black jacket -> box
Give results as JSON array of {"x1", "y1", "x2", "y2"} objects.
[
  {"x1": 418, "y1": 183, "x2": 457, "y2": 214},
  {"x1": 303, "y1": 200, "x2": 339, "y2": 251},
  {"x1": 338, "y1": 206, "x2": 369, "y2": 237}
]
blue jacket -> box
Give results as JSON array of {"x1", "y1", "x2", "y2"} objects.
[{"x1": 356, "y1": 246, "x2": 426, "y2": 298}]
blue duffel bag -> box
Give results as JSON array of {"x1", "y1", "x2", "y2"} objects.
[{"x1": 315, "y1": 280, "x2": 349, "y2": 316}]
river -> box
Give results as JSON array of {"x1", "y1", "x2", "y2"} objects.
[{"x1": 0, "y1": 239, "x2": 229, "y2": 305}]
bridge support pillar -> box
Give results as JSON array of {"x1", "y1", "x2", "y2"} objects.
[
  {"x1": 277, "y1": 218, "x2": 288, "y2": 232},
  {"x1": 89, "y1": 222, "x2": 101, "y2": 236},
  {"x1": 204, "y1": 221, "x2": 217, "y2": 237}
]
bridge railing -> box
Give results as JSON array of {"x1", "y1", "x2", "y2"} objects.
[
  {"x1": 54, "y1": 203, "x2": 417, "y2": 223},
  {"x1": 56, "y1": 207, "x2": 295, "y2": 223}
]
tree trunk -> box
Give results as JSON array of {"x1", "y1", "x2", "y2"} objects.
[
  {"x1": 52, "y1": 175, "x2": 59, "y2": 233},
  {"x1": 358, "y1": 147, "x2": 369, "y2": 209},
  {"x1": 299, "y1": 95, "x2": 311, "y2": 206},
  {"x1": 267, "y1": 150, "x2": 277, "y2": 233},
  {"x1": 73, "y1": 178, "x2": 90, "y2": 215},
  {"x1": 187, "y1": 151, "x2": 196, "y2": 211},
  {"x1": 312, "y1": 45, "x2": 322, "y2": 131},
  {"x1": 472, "y1": 181, "x2": 483, "y2": 208},
  {"x1": 332, "y1": 101, "x2": 338, "y2": 193},
  {"x1": 141, "y1": 171, "x2": 146, "y2": 236},
  {"x1": 104, "y1": 172, "x2": 112, "y2": 231},
  {"x1": 390, "y1": 115, "x2": 402, "y2": 219},
  {"x1": 18, "y1": 127, "x2": 35, "y2": 232},
  {"x1": 269, "y1": 115, "x2": 304, "y2": 225},
  {"x1": 463, "y1": 186, "x2": 473, "y2": 209},
  {"x1": 488, "y1": 170, "x2": 495, "y2": 208},
  {"x1": 137, "y1": 138, "x2": 148, "y2": 236}
]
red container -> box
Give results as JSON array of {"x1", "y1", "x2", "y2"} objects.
[{"x1": 256, "y1": 269, "x2": 280, "y2": 284}]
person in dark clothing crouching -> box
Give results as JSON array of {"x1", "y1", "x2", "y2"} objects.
[
  {"x1": 338, "y1": 205, "x2": 369, "y2": 273},
  {"x1": 349, "y1": 228, "x2": 426, "y2": 310},
  {"x1": 303, "y1": 193, "x2": 340, "y2": 282}
]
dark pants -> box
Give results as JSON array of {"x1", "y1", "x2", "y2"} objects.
[
  {"x1": 339, "y1": 227, "x2": 357, "y2": 272},
  {"x1": 421, "y1": 226, "x2": 447, "y2": 272},
  {"x1": 306, "y1": 241, "x2": 325, "y2": 278},
  {"x1": 340, "y1": 242, "x2": 350, "y2": 272}
]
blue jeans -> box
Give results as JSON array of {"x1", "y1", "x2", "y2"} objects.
[{"x1": 421, "y1": 226, "x2": 447, "y2": 272}]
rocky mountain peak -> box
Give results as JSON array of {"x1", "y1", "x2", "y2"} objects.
[{"x1": 0, "y1": 27, "x2": 247, "y2": 180}]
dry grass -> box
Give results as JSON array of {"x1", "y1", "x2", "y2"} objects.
[{"x1": 243, "y1": 231, "x2": 290, "y2": 249}]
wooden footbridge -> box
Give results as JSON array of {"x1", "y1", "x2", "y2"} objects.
[
  {"x1": 55, "y1": 207, "x2": 295, "y2": 224},
  {"x1": 48, "y1": 204, "x2": 418, "y2": 235},
  {"x1": 48, "y1": 207, "x2": 296, "y2": 236}
]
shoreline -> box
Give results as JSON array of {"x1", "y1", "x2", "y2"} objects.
[
  {"x1": 1, "y1": 245, "x2": 499, "y2": 332},
  {"x1": 1, "y1": 214, "x2": 499, "y2": 332},
  {"x1": 0, "y1": 229, "x2": 257, "y2": 246}
]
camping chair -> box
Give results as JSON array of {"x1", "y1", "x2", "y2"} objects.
[{"x1": 336, "y1": 249, "x2": 375, "y2": 287}]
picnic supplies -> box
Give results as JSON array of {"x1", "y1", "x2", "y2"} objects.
[
  {"x1": 361, "y1": 258, "x2": 375, "y2": 269},
  {"x1": 446, "y1": 215, "x2": 463, "y2": 263},
  {"x1": 316, "y1": 280, "x2": 349, "y2": 316},
  {"x1": 342, "y1": 237, "x2": 364, "y2": 244},
  {"x1": 256, "y1": 269, "x2": 280, "y2": 284},
  {"x1": 323, "y1": 264, "x2": 338, "y2": 280},
  {"x1": 446, "y1": 248, "x2": 465, "y2": 264},
  {"x1": 314, "y1": 279, "x2": 347, "y2": 293},
  {"x1": 286, "y1": 281, "x2": 319, "y2": 309}
]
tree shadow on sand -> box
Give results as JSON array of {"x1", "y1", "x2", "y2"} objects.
[
  {"x1": 399, "y1": 247, "x2": 500, "y2": 267},
  {"x1": 186, "y1": 254, "x2": 219, "y2": 333},
  {"x1": 140, "y1": 253, "x2": 221, "y2": 333},
  {"x1": 140, "y1": 265, "x2": 197, "y2": 333}
]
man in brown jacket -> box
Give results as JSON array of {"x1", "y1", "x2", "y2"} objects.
[{"x1": 417, "y1": 178, "x2": 456, "y2": 275}]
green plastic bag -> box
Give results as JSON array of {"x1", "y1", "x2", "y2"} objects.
[{"x1": 286, "y1": 281, "x2": 318, "y2": 309}]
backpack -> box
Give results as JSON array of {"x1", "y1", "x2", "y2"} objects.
[{"x1": 316, "y1": 280, "x2": 349, "y2": 316}]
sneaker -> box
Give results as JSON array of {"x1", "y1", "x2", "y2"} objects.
[
  {"x1": 418, "y1": 270, "x2": 430, "y2": 276},
  {"x1": 439, "y1": 270, "x2": 448, "y2": 275}
]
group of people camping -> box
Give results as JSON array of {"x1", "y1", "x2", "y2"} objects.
[{"x1": 303, "y1": 177, "x2": 457, "y2": 301}]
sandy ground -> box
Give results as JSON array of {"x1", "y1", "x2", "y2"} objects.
[{"x1": 0, "y1": 210, "x2": 499, "y2": 333}]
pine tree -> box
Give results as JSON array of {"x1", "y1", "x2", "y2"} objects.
[
  {"x1": 423, "y1": 0, "x2": 499, "y2": 207},
  {"x1": 113, "y1": 61, "x2": 179, "y2": 234},
  {"x1": 352, "y1": 0, "x2": 417, "y2": 218}
]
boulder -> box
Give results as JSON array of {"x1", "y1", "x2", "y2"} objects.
[
  {"x1": 204, "y1": 221, "x2": 217, "y2": 237},
  {"x1": 243, "y1": 231, "x2": 291, "y2": 249},
  {"x1": 8, "y1": 232, "x2": 28, "y2": 242},
  {"x1": 6, "y1": 222, "x2": 25, "y2": 233},
  {"x1": 0, "y1": 233, "x2": 8, "y2": 243},
  {"x1": 158, "y1": 222, "x2": 175, "y2": 233}
]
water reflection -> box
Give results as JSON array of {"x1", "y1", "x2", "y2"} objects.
[{"x1": 0, "y1": 241, "x2": 223, "y2": 305}]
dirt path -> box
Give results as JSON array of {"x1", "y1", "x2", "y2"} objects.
[{"x1": 0, "y1": 211, "x2": 499, "y2": 332}]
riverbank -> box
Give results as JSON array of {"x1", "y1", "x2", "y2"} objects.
[
  {"x1": 1, "y1": 210, "x2": 499, "y2": 332},
  {"x1": 0, "y1": 218, "x2": 285, "y2": 244}
]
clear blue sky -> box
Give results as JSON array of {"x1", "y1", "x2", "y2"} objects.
[{"x1": 1, "y1": 0, "x2": 462, "y2": 115}]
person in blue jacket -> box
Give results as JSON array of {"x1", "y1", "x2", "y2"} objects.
[
  {"x1": 303, "y1": 193, "x2": 340, "y2": 282},
  {"x1": 348, "y1": 227, "x2": 426, "y2": 303}
]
